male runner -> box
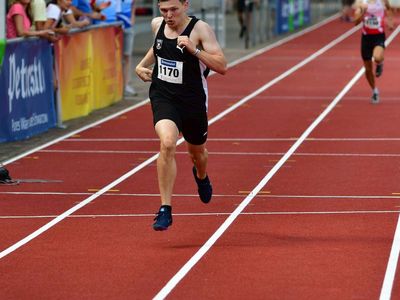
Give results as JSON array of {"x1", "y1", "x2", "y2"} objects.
[{"x1": 135, "y1": 0, "x2": 227, "y2": 231}]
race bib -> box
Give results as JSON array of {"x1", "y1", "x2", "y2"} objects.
[
  {"x1": 157, "y1": 56, "x2": 183, "y2": 84},
  {"x1": 365, "y1": 15, "x2": 381, "y2": 29}
]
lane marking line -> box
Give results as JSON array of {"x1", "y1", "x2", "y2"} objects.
[
  {"x1": 1, "y1": 210, "x2": 400, "y2": 220},
  {"x1": 238, "y1": 190, "x2": 271, "y2": 194},
  {"x1": 380, "y1": 214, "x2": 400, "y2": 300},
  {"x1": 62, "y1": 137, "x2": 400, "y2": 142},
  {"x1": 87, "y1": 189, "x2": 120, "y2": 192},
  {"x1": 153, "y1": 25, "x2": 400, "y2": 300},
  {"x1": 374, "y1": 25, "x2": 400, "y2": 300},
  {"x1": 38, "y1": 149, "x2": 400, "y2": 158},
  {"x1": 1, "y1": 191, "x2": 400, "y2": 199}
]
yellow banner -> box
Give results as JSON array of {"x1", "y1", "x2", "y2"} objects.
[
  {"x1": 55, "y1": 26, "x2": 123, "y2": 121},
  {"x1": 92, "y1": 27, "x2": 123, "y2": 110}
]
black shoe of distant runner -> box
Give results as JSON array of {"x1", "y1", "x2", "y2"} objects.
[
  {"x1": 371, "y1": 90, "x2": 380, "y2": 104},
  {"x1": 192, "y1": 166, "x2": 212, "y2": 204},
  {"x1": 153, "y1": 205, "x2": 172, "y2": 231},
  {"x1": 376, "y1": 63, "x2": 383, "y2": 78}
]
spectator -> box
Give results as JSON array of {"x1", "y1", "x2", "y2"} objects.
[
  {"x1": 30, "y1": 0, "x2": 47, "y2": 30},
  {"x1": 236, "y1": 0, "x2": 259, "y2": 38},
  {"x1": 118, "y1": 0, "x2": 137, "y2": 96},
  {"x1": 70, "y1": 0, "x2": 105, "y2": 23},
  {"x1": 44, "y1": 0, "x2": 90, "y2": 34},
  {"x1": 341, "y1": 0, "x2": 355, "y2": 22},
  {"x1": 97, "y1": 0, "x2": 137, "y2": 96},
  {"x1": 6, "y1": 0, "x2": 54, "y2": 38},
  {"x1": 90, "y1": 0, "x2": 111, "y2": 14}
]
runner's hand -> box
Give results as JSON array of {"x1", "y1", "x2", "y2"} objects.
[
  {"x1": 136, "y1": 66, "x2": 153, "y2": 82},
  {"x1": 177, "y1": 35, "x2": 196, "y2": 55}
]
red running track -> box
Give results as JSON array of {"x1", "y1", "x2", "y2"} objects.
[{"x1": 1, "y1": 16, "x2": 400, "y2": 299}]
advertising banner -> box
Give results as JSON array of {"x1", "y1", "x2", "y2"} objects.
[
  {"x1": 55, "y1": 25, "x2": 123, "y2": 121},
  {"x1": 55, "y1": 32, "x2": 94, "y2": 120},
  {"x1": 0, "y1": 39, "x2": 56, "y2": 142},
  {"x1": 91, "y1": 26, "x2": 123, "y2": 110},
  {"x1": 275, "y1": 0, "x2": 311, "y2": 34}
]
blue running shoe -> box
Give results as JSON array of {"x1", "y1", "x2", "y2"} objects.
[
  {"x1": 153, "y1": 205, "x2": 172, "y2": 231},
  {"x1": 192, "y1": 166, "x2": 212, "y2": 203}
]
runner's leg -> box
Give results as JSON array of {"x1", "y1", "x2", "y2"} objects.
[{"x1": 155, "y1": 119, "x2": 179, "y2": 206}]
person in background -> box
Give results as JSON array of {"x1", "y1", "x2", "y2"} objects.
[
  {"x1": 44, "y1": 0, "x2": 90, "y2": 33},
  {"x1": 236, "y1": 0, "x2": 258, "y2": 38},
  {"x1": 118, "y1": 0, "x2": 137, "y2": 96},
  {"x1": 236, "y1": 0, "x2": 247, "y2": 38},
  {"x1": 136, "y1": 0, "x2": 227, "y2": 231},
  {"x1": 341, "y1": 0, "x2": 355, "y2": 22},
  {"x1": 97, "y1": 0, "x2": 137, "y2": 96},
  {"x1": 6, "y1": 0, "x2": 54, "y2": 38},
  {"x1": 353, "y1": 0, "x2": 394, "y2": 104},
  {"x1": 89, "y1": 0, "x2": 111, "y2": 15},
  {"x1": 70, "y1": 0, "x2": 105, "y2": 23},
  {"x1": 30, "y1": 0, "x2": 47, "y2": 30}
]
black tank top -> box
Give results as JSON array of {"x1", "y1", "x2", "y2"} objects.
[{"x1": 150, "y1": 16, "x2": 210, "y2": 102}]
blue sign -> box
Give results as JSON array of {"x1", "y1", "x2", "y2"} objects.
[
  {"x1": 275, "y1": 0, "x2": 311, "y2": 34},
  {"x1": 0, "y1": 39, "x2": 56, "y2": 142}
]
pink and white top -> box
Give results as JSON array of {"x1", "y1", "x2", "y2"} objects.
[
  {"x1": 362, "y1": 0, "x2": 386, "y2": 35},
  {"x1": 6, "y1": 3, "x2": 32, "y2": 38}
]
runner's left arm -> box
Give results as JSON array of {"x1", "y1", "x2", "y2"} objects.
[
  {"x1": 384, "y1": 0, "x2": 395, "y2": 30},
  {"x1": 177, "y1": 21, "x2": 227, "y2": 75}
]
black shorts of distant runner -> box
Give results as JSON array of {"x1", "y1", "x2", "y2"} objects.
[{"x1": 361, "y1": 33, "x2": 386, "y2": 61}]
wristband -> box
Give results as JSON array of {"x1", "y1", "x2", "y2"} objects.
[{"x1": 194, "y1": 48, "x2": 201, "y2": 56}]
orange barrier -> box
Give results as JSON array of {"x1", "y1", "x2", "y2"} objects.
[{"x1": 55, "y1": 25, "x2": 123, "y2": 121}]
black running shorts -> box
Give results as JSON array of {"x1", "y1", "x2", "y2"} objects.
[
  {"x1": 361, "y1": 33, "x2": 385, "y2": 61},
  {"x1": 150, "y1": 94, "x2": 208, "y2": 145}
]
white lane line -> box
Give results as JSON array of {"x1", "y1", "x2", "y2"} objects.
[
  {"x1": 62, "y1": 137, "x2": 400, "y2": 142},
  {"x1": 380, "y1": 214, "x2": 400, "y2": 300},
  {"x1": 158, "y1": 94, "x2": 400, "y2": 101},
  {"x1": 153, "y1": 24, "x2": 400, "y2": 300},
  {"x1": 1, "y1": 15, "x2": 340, "y2": 167},
  {"x1": 37, "y1": 149, "x2": 400, "y2": 158},
  {"x1": 1, "y1": 210, "x2": 400, "y2": 219},
  {"x1": 1, "y1": 191, "x2": 400, "y2": 200},
  {"x1": 0, "y1": 24, "x2": 359, "y2": 260},
  {"x1": 376, "y1": 25, "x2": 400, "y2": 300}
]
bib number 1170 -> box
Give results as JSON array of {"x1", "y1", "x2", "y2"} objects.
[{"x1": 157, "y1": 57, "x2": 183, "y2": 84}]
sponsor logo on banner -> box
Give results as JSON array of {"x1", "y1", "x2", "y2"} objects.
[
  {"x1": 0, "y1": 39, "x2": 56, "y2": 142},
  {"x1": 7, "y1": 55, "x2": 47, "y2": 113}
]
